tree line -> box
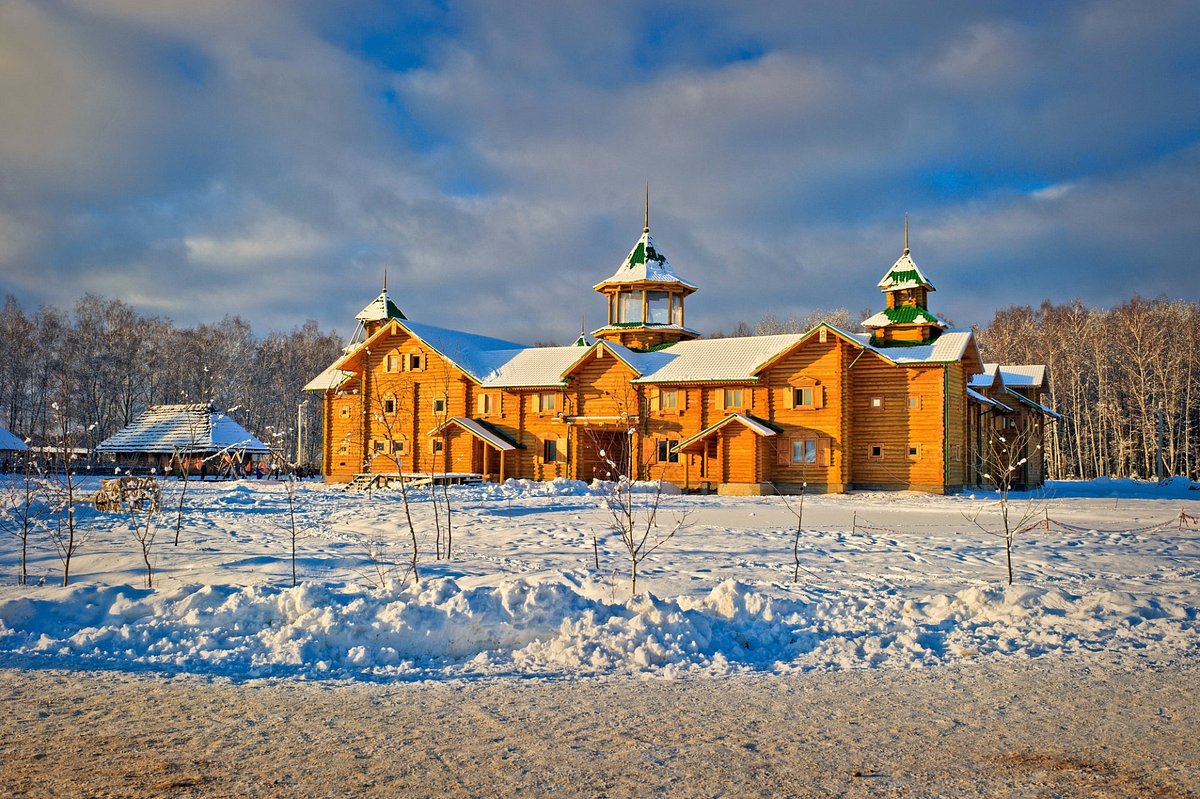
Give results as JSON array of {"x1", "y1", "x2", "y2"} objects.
[
  {"x1": 976, "y1": 296, "x2": 1200, "y2": 482},
  {"x1": 0, "y1": 294, "x2": 343, "y2": 466}
]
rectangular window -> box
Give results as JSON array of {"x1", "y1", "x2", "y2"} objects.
[
  {"x1": 618, "y1": 291, "x2": 640, "y2": 323},
  {"x1": 432, "y1": 397, "x2": 447, "y2": 415},
  {"x1": 393, "y1": 439, "x2": 407, "y2": 455},
  {"x1": 373, "y1": 440, "x2": 387, "y2": 453},
  {"x1": 385, "y1": 353, "x2": 399, "y2": 372},
  {"x1": 869, "y1": 444, "x2": 884, "y2": 459},
  {"x1": 538, "y1": 393, "x2": 557, "y2": 413},
  {"x1": 657, "y1": 440, "x2": 680, "y2": 463},
  {"x1": 646, "y1": 291, "x2": 670, "y2": 325},
  {"x1": 405, "y1": 353, "x2": 423, "y2": 371},
  {"x1": 383, "y1": 397, "x2": 396, "y2": 415},
  {"x1": 477, "y1": 393, "x2": 494, "y2": 414},
  {"x1": 870, "y1": 397, "x2": 884, "y2": 410},
  {"x1": 791, "y1": 438, "x2": 817, "y2": 465},
  {"x1": 908, "y1": 445, "x2": 920, "y2": 460},
  {"x1": 907, "y1": 396, "x2": 921, "y2": 410},
  {"x1": 543, "y1": 439, "x2": 558, "y2": 462},
  {"x1": 723, "y1": 388, "x2": 744, "y2": 408},
  {"x1": 659, "y1": 390, "x2": 678, "y2": 410},
  {"x1": 953, "y1": 443, "x2": 963, "y2": 462},
  {"x1": 337, "y1": 444, "x2": 349, "y2": 455},
  {"x1": 793, "y1": 387, "x2": 814, "y2": 408},
  {"x1": 432, "y1": 439, "x2": 444, "y2": 454}
]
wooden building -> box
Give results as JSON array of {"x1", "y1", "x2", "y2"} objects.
[
  {"x1": 94, "y1": 404, "x2": 274, "y2": 475},
  {"x1": 307, "y1": 211, "x2": 1056, "y2": 494}
]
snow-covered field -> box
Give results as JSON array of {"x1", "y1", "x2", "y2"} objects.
[{"x1": 2, "y1": 476, "x2": 1197, "y2": 682}]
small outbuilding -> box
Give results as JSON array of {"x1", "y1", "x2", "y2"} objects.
[
  {"x1": 95, "y1": 404, "x2": 274, "y2": 477},
  {"x1": 0, "y1": 425, "x2": 28, "y2": 473}
]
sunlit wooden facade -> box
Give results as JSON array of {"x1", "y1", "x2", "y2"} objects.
[{"x1": 307, "y1": 215, "x2": 1054, "y2": 494}]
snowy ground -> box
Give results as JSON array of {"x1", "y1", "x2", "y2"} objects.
[
  {"x1": 2, "y1": 477, "x2": 1198, "y2": 796},
  {"x1": 1, "y1": 476, "x2": 1197, "y2": 680}
]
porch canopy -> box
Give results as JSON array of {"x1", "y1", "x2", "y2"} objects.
[
  {"x1": 428, "y1": 417, "x2": 520, "y2": 451},
  {"x1": 673, "y1": 412, "x2": 779, "y2": 454}
]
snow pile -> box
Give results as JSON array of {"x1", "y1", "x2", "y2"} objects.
[
  {"x1": 1, "y1": 577, "x2": 1194, "y2": 680},
  {"x1": 1043, "y1": 477, "x2": 1200, "y2": 499}
]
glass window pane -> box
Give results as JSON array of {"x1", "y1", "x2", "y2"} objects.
[
  {"x1": 618, "y1": 292, "x2": 640, "y2": 323},
  {"x1": 646, "y1": 291, "x2": 669, "y2": 324}
]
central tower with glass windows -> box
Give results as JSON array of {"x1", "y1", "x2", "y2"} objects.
[{"x1": 591, "y1": 195, "x2": 699, "y2": 351}]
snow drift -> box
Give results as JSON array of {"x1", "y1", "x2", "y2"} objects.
[{"x1": 1, "y1": 576, "x2": 1194, "y2": 680}]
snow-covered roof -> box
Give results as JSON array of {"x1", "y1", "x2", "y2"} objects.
[
  {"x1": 477, "y1": 346, "x2": 592, "y2": 388},
  {"x1": 861, "y1": 306, "x2": 946, "y2": 330},
  {"x1": 862, "y1": 329, "x2": 975, "y2": 364},
  {"x1": 303, "y1": 360, "x2": 356, "y2": 392},
  {"x1": 429, "y1": 417, "x2": 519, "y2": 451},
  {"x1": 995, "y1": 364, "x2": 1046, "y2": 389},
  {"x1": 95, "y1": 404, "x2": 273, "y2": 455},
  {"x1": 969, "y1": 364, "x2": 1047, "y2": 391},
  {"x1": 630, "y1": 334, "x2": 805, "y2": 384},
  {"x1": 877, "y1": 251, "x2": 935, "y2": 292},
  {"x1": 0, "y1": 426, "x2": 27, "y2": 452},
  {"x1": 356, "y1": 289, "x2": 405, "y2": 323},
  {"x1": 593, "y1": 230, "x2": 697, "y2": 290},
  {"x1": 969, "y1": 364, "x2": 999, "y2": 389},
  {"x1": 675, "y1": 413, "x2": 779, "y2": 452}
]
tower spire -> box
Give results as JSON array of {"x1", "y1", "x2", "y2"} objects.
[
  {"x1": 383, "y1": 265, "x2": 388, "y2": 292},
  {"x1": 644, "y1": 183, "x2": 650, "y2": 233},
  {"x1": 903, "y1": 213, "x2": 910, "y2": 256}
]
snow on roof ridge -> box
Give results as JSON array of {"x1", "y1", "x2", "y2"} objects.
[
  {"x1": 594, "y1": 230, "x2": 697, "y2": 289},
  {"x1": 877, "y1": 251, "x2": 935, "y2": 292}
]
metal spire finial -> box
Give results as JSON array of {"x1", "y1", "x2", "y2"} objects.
[
  {"x1": 383, "y1": 266, "x2": 388, "y2": 292},
  {"x1": 644, "y1": 184, "x2": 650, "y2": 234},
  {"x1": 903, "y1": 214, "x2": 910, "y2": 256}
]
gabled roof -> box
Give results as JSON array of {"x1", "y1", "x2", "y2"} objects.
[
  {"x1": 95, "y1": 404, "x2": 273, "y2": 455},
  {"x1": 630, "y1": 334, "x2": 806, "y2": 384},
  {"x1": 674, "y1": 413, "x2": 779, "y2": 453},
  {"x1": 593, "y1": 229, "x2": 697, "y2": 290},
  {"x1": 969, "y1": 363, "x2": 1048, "y2": 390},
  {"x1": 303, "y1": 360, "x2": 356, "y2": 392},
  {"x1": 355, "y1": 288, "x2": 406, "y2": 323},
  {"x1": 337, "y1": 318, "x2": 529, "y2": 385},
  {"x1": 429, "y1": 417, "x2": 520, "y2": 450},
  {"x1": 877, "y1": 251, "x2": 935, "y2": 292},
  {"x1": 0, "y1": 425, "x2": 27, "y2": 452}
]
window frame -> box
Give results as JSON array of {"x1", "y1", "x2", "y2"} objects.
[
  {"x1": 657, "y1": 439, "x2": 680, "y2": 463},
  {"x1": 543, "y1": 438, "x2": 558, "y2": 462}
]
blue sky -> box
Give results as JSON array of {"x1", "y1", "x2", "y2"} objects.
[{"x1": 1, "y1": 0, "x2": 1197, "y2": 343}]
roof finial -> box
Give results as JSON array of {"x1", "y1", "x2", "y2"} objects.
[
  {"x1": 903, "y1": 213, "x2": 910, "y2": 256},
  {"x1": 581, "y1": 315, "x2": 586, "y2": 338},
  {"x1": 383, "y1": 265, "x2": 388, "y2": 292},
  {"x1": 644, "y1": 183, "x2": 650, "y2": 234}
]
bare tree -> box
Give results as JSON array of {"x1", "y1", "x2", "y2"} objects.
[
  {"x1": 596, "y1": 429, "x2": 690, "y2": 595},
  {"x1": 769, "y1": 476, "x2": 814, "y2": 584},
  {"x1": 963, "y1": 419, "x2": 1047, "y2": 585},
  {"x1": 0, "y1": 453, "x2": 48, "y2": 585},
  {"x1": 44, "y1": 398, "x2": 87, "y2": 587},
  {"x1": 125, "y1": 479, "x2": 163, "y2": 588}
]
